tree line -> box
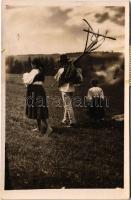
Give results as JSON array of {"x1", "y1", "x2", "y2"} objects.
[{"x1": 6, "y1": 56, "x2": 58, "y2": 75}]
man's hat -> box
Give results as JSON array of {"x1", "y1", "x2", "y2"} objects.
[{"x1": 59, "y1": 54, "x2": 70, "y2": 64}]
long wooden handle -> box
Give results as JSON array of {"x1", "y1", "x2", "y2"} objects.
[{"x1": 83, "y1": 29, "x2": 116, "y2": 40}]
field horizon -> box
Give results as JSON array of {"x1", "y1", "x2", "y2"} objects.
[{"x1": 6, "y1": 51, "x2": 123, "y2": 62}]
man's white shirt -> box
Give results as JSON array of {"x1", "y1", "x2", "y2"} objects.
[
  {"x1": 55, "y1": 67, "x2": 83, "y2": 93},
  {"x1": 87, "y1": 87, "x2": 104, "y2": 100}
]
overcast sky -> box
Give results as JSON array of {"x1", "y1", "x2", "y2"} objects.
[{"x1": 4, "y1": 4, "x2": 125, "y2": 55}]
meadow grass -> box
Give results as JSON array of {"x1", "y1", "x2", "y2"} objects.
[{"x1": 5, "y1": 74, "x2": 124, "y2": 189}]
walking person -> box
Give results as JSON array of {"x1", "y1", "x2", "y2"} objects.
[
  {"x1": 55, "y1": 54, "x2": 83, "y2": 127},
  {"x1": 23, "y1": 58, "x2": 52, "y2": 135}
]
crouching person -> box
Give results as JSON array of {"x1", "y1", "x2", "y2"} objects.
[
  {"x1": 55, "y1": 54, "x2": 83, "y2": 127},
  {"x1": 86, "y1": 79, "x2": 105, "y2": 123}
]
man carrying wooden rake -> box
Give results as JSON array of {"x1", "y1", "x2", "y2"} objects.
[{"x1": 55, "y1": 54, "x2": 83, "y2": 127}]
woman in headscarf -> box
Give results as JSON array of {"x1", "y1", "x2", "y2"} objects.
[{"x1": 23, "y1": 58, "x2": 52, "y2": 135}]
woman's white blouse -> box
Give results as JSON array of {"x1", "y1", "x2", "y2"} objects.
[{"x1": 22, "y1": 69, "x2": 39, "y2": 85}]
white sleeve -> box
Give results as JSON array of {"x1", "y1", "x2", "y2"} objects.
[
  {"x1": 54, "y1": 68, "x2": 64, "y2": 82},
  {"x1": 100, "y1": 89, "x2": 104, "y2": 99},
  {"x1": 87, "y1": 89, "x2": 92, "y2": 100},
  {"x1": 77, "y1": 68, "x2": 83, "y2": 82},
  {"x1": 22, "y1": 69, "x2": 39, "y2": 85}
]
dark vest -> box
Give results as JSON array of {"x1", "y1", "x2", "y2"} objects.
[{"x1": 33, "y1": 72, "x2": 45, "y2": 83}]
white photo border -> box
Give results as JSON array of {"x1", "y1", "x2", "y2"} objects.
[{"x1": 1, "y1": 0, "x2": 129, "y2": 199}]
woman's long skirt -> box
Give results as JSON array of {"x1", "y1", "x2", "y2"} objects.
[{"x1": 26, "y1": 84, "x2": 48, "y2": 119}]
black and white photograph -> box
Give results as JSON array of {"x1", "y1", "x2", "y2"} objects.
[{"x1": 1, "y1": 0, "x2": 129, "y2": 199}]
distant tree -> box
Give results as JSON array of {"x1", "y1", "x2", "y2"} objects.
[
  {"x1": 27, "y1": 56, "x2": 32, "y2": 71},
  {"x1": 48, "y1": 57, "x2": 55, "y2": 75},
  {"x1": 6, "y1": 56, "x2": 14, "y2": 73},
  {"x1": 44, "y1": 57, "x2": 49, "y2": 68},
  {"x1": 113, "y1": 67, "x2": 120, "y2": 79},
  {"x1": 14, "y1": 60, "x2": 20, "y2": 73},
  {"x1": 23, "y1": 60, "x2": 29, "y2": 73},
  {"x1": 100, "y1": 63, "x2": 106, "y2": 71},
  {"x1": 39, "y1": 56, "x2": 45, "y2": 72},
  {"x1": 120, "y1": 60, "x2": 124, "y2": 71},
  {"x1": 18, "y1": 61, "x2": 23, "y2": 73},
  {"x1": 43, "y1": 57, "x2": 49, "y2": 75},
  {"x1": 28, "y1": 56, "x2": 31, "y2": 64}
]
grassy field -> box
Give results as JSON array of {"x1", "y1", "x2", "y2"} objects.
[{"x1": 5, "y1": 74, "x2": 124, "y2": 189}]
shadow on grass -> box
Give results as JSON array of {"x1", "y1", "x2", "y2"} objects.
[
  {"x1": 5, "y1": 172, "x2": 123, "y2": 190},
  {"x1": 52, "y1": 119, "x2": 124, "y2": 136},
  {"x1": 81, "y1": 119, "x2": 124, "y2": 129}
]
